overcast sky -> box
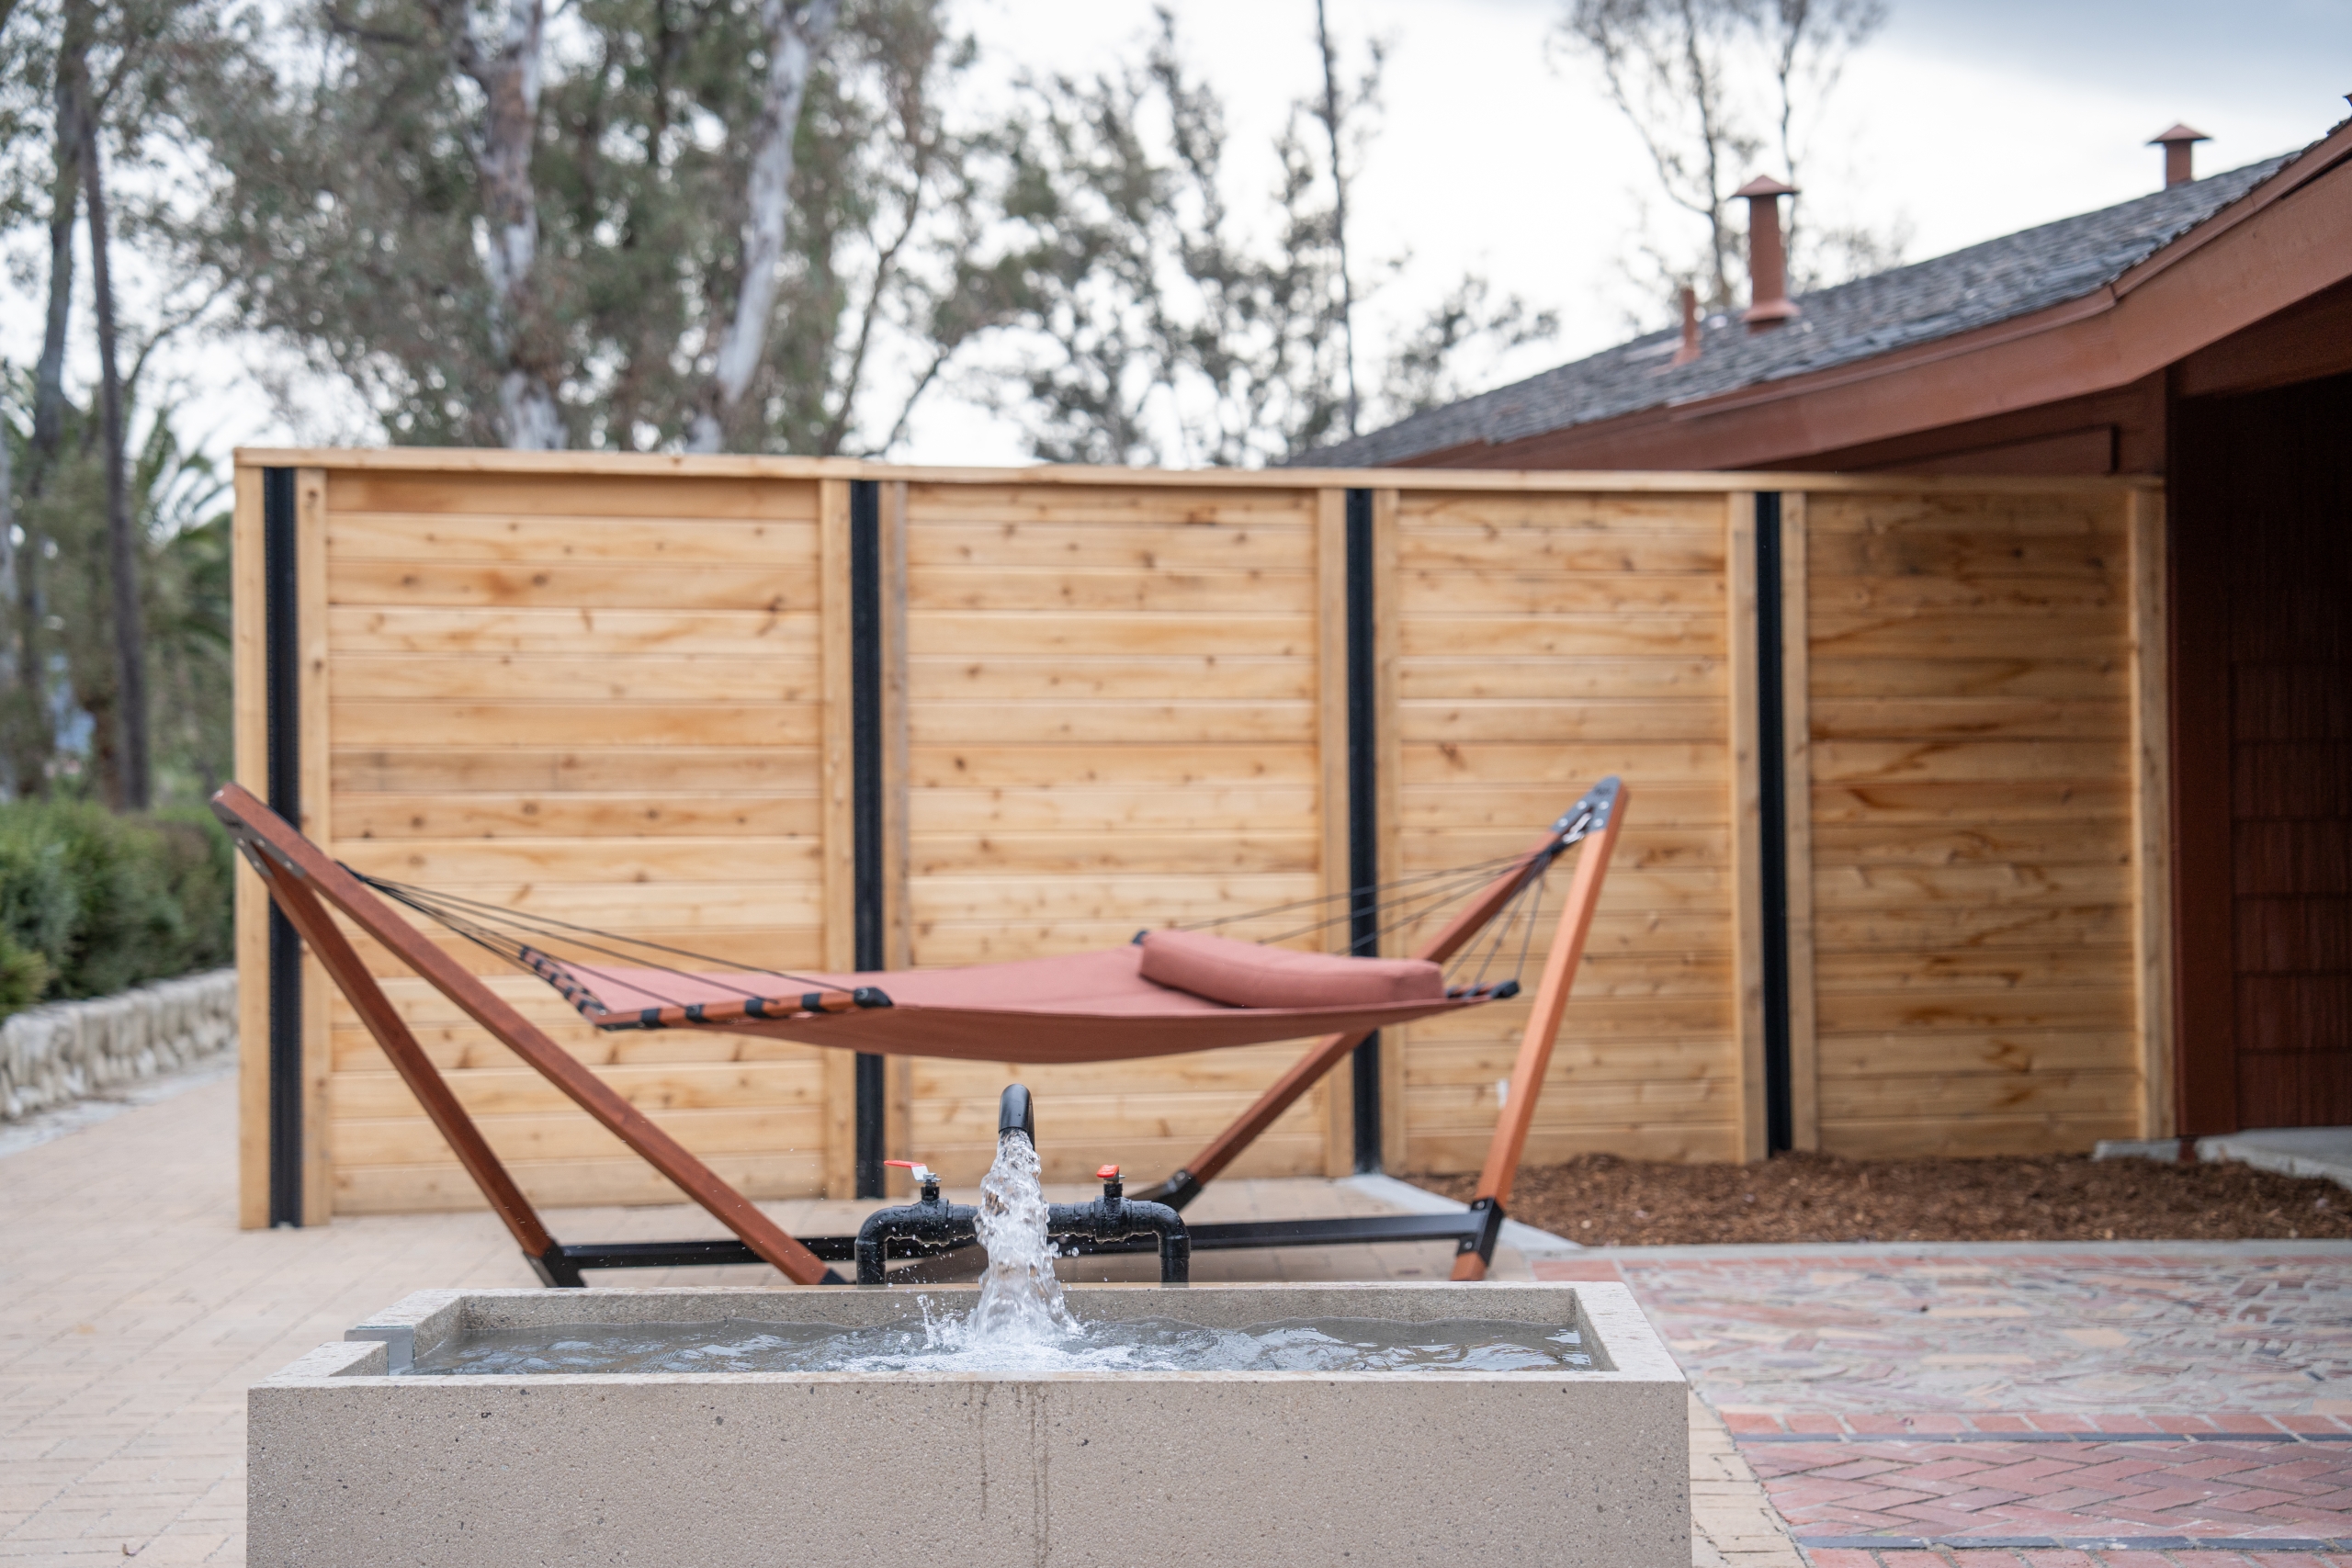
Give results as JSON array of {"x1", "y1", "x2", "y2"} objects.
[{"x1": 6, "y1": 0, "x2": 2344, "y2": 466}]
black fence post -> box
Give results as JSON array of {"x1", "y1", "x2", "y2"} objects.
[
  {"x1": 850, "y1": 479, "x2": 888, "y2": 1197},
  {"x1": 1756, "y1": 492, "x2": 1793, "y2": 1155},
  {"x1": 1345, "y1": 489, "x2": 1383, "y2": 1172},
  {"x1": 262, "y1": 468, "x2": 305, "y2": 1225}
]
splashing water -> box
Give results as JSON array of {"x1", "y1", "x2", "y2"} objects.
[{"x1": 962, "y1": 1130, "x2": 1079, "y2": 1345}]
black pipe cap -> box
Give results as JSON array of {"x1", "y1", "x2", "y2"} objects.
[{"x1": 999, "y1": 1083, "x2": 1035, "y2": 1143}]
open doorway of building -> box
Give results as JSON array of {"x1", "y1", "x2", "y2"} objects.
[{"x1": 2171, "y1": 367, "x2": 2352, "y2": 1133}]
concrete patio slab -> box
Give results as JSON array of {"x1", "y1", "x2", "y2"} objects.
[{"x1": 2096, "y1": 1127, "x2": 2352, "y2": 1194}]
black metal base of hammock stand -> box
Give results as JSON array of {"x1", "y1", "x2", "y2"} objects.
[
  {"x1": 527, "y1": 1208, "x2": 1504, "y2": 1289},
  {"x1": 528, "y1": 1083, "x2": 1505, "y2": 1288},
  {"x1": 530, "y1": 1204, "x2": 1505, "y2": 1288}
]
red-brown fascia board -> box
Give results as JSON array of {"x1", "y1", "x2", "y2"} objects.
[
  {"x1": 2109, "y1": 118, "x2": 2352, "y2": 297},
  {"x1": 1408, "y1": 125, "x2": 2352, "y2": 473}
]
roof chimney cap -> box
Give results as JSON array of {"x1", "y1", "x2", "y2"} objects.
[
  {"x1": 2148, "y1": 123, "x2": 2211, "y2": 187},
  {"x1": 1671, "y1": 285, "x2": 1702, "y2": 367},
  {"x1": 1736, "y1": 175, "x2": 1800, "y2": 333}
]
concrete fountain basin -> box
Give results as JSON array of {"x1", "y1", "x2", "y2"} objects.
[{"x1": 251, "y1": 1280, "x2": 1688, "y2": 1567}]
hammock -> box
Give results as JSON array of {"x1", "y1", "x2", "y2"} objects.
[
  {"x1": 348, "y1": 838, "x2": 1565, "y2": 1063},
  {"x1": 212, "y1": 775, "x2": 1626, "y2": 1288}
]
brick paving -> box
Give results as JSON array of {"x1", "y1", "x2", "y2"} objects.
[{"x1": 1539, "y1": 1250, "x2": 2352, "y2": 1564}]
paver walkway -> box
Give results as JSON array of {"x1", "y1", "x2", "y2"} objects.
[
  {"x1": 1542, "y1": 1249, "x2": 2352, "y2": 1567},
  {"x1": 4, "y1": 1067, "x2": 1790, "y2": 1565}
]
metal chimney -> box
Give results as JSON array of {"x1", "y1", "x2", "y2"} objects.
[
  {"x1": 2149, "y1": 124, "x2": 2211, "y2": 189},
  {"x1": 1671, "y1": 285, "x2": 1702, "y2": 366},
  {"x1": 1735, "y1": 176, "x2": 1800, "y2": 333}
]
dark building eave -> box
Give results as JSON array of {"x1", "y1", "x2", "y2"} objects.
[
  {"x1": 1374, "y1": 121, "x2": 2352, "y2": 475},
  {"x1": 1302, "y1": 118, "x2": 2352, "y2": 473}
]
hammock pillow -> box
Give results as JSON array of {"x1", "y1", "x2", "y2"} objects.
[{"x1": 1137, "y1": 929, "x2": 1445, "y2": 1010}]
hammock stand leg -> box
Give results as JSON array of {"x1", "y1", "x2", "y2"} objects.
[
  {"x1": 243, "y1": 850, "x2": 578, "y2": 1280},
  {"x1": 1449, "y1": 784, "x2": 1629, "y2": 1281},
  {"x1": 212, "y1": 782, "x2": 843, "y2": 1287},
  {"x1": 1144, "y1": 779, "x2": 1630, "y2": 1257}
]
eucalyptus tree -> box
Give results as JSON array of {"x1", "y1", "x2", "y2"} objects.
[
  {"x1": 975, "y1": 10, "x2": 1554, "y2": 468},
  {"x1": 0, "y1": 0, "x2": 220, "y2": 806},
  {"x1": 1554, "y1": 0, "x2": 1895, "y2": 313},
  {"x1": 181, "y1": 0, "x2": 992, "y2": 455}
]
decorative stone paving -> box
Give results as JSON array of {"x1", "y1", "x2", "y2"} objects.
[
  {"x1": 1537, "y1": 1249, "x2": 2352, "y2": 1562},
  {"x1": 1802, "y1": 1548, "x2": 2352, "y2": 1565},
  {"x1": 1753, "y1": 1435, "x2": 2352, "y2": 1540},
  {"x1": 1538, "y1": 1250, "x2": 2352, "y2": 1417}
]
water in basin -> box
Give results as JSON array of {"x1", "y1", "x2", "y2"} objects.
[{"x1": 406, "y1": 1314, "x2": 1591, "y2": 1375}]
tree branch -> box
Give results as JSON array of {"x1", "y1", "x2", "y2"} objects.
[{"x1": 323, "y1": 6, "x2": 430, "y2": 51}]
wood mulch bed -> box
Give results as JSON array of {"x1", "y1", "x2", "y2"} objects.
[{"x1": 1415, "y1": 1151, "x2": 2352, "y2": 1246}]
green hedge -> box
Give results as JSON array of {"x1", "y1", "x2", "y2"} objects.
[{"x1": 0, "y1": 802, "x2": 235, "y2": 1019}]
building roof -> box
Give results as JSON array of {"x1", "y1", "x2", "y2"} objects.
[{"x1": 1298, "y1": 154, "x2": 2298, "y2": 469}]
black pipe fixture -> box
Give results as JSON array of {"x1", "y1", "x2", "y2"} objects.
[
  {"x1": 853, "y1": 1084, "x2": 1190, "y2": 1284},
  {"x1": 542, "y1": 1080, "x2": 1504, "y2": 1285}
]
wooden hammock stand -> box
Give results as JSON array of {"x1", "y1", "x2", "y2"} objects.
[{"x1": 212, "y1": 776, "x2": 1627, "y2": 1286}]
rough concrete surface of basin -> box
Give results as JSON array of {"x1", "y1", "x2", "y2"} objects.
[{"x1": 251, "y1": 1280, "x2": 1688, "y2": 1567}]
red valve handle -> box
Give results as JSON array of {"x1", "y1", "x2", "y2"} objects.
[
  {"x1": 1096, "y1": 1164, "x2": 1120, "y2": 1180},
  {"x1": 884, "y1": 1160, "x2": 921, "y2": 1169}
]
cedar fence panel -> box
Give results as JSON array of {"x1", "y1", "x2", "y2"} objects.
[{"x1": 229, "y1": 452, "x2": 2165, "y2": 1223}]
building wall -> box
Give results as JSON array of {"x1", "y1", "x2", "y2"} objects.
[{"x1": 2172, "y1": 369, "x2": 2352, "y2": 1132}]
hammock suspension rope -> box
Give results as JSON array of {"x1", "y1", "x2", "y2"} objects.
[{"x1": 352, "y1": 808, "x2": 1592, "y2": 1027}]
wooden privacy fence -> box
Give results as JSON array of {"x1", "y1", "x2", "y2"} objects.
[{"x1": 229, "y1": 452, "x2": 2169, "y2": 1225}]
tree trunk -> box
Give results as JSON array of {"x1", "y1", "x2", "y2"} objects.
[
  {"x1": 1314, "y1": 0, "x2": 1359, "y2": 440},
  {"x1": 686, "y1": 0, "x2": 842, "y2": 454},
  {"x1": 0, "y1": 394, "x2": 19, "y2": 797},
  {"x1": 9, "y1": 0, "x2": 93, "y2": 799},
  {"x1": 84, "y1": 115, "x2": 150, "y2": 811},
  {"x1": 433, "y1": 0, "x2": 563, "y2": 449}
]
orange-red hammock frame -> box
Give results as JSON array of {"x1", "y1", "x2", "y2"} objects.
[{"x1": 211, "y1": 777, "x2": 1626, "y2": 1286}]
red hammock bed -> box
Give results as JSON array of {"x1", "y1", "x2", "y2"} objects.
[
  {"x1": 489, "y1": 934, "x2": 1505, "y2": 1062},
  {"x1": 212, "y1": 776, "x2": 1626, "y2": 1288}
]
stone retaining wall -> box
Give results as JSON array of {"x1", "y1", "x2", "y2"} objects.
[{"x1": 0, "y1": 969, "x2": 239, "y2": 1121}]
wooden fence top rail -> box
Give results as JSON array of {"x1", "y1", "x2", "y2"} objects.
[{"x1": 232, "y1": 447, "x2": 2161, "y2": 496}]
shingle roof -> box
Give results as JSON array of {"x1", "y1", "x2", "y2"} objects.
[{"x1": 1296, "y1": 154, "x2": 2297, "y2": 468}]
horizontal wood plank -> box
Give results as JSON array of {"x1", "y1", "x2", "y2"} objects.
[
  {"x1": 330, "y1": 1061, "x2": 828, "y2": 1119},
  {"x1": 330, "y1": 606, "x2": 821, "y2": 657},
  {"x1": 334, "y1": 1151, "x2": 827, "y2": 1212},
  {"x1": 909, "y1": 702, "x2": 1315, "y2": 746},
  {"x1": 1401, "y1": 616, "x2": 1727, "y2": 660},
  {"x1": 336, "y1": 793, "x2": 821, "y2": 840},
  {"x1": 906, "y1": 744, "x2": 1318, "y2": 790},
  {"x1": 334, "y1": 748, "x2": 821, "y2": 793},
  {"x1": 334, "y1": 654, "x2": 820, "y2": 704},
  {"x1": 905, "y1": 483, "x2": 1317, "y2": 526},
  {"x1": 907, "y1": 612, "x2": 1315, "y2": 659},
  {"x1": 1398, "y1": 699, "x2": 1726, "y2": 744},
  {"x1": 1811, "y1": 698, "x2": 2128, "y2": 742},
  {"x1": 331, "y1": 512, "x2": 818, "y2": 564},
  {"x1": 326, "y1": 470, "x2": 822, "y2": 521},
  {"x1": 910, "y1": 657, "x2": 1313, "y2": 703}
]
